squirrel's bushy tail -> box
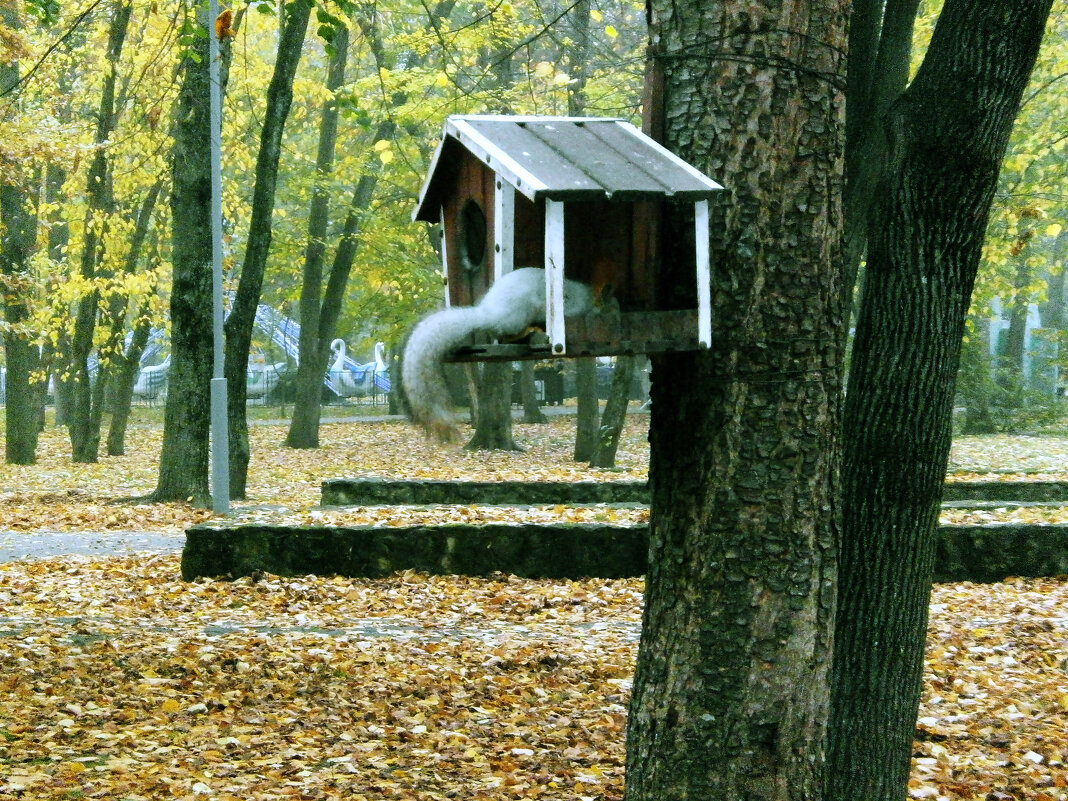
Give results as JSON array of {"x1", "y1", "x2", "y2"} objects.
[
  {"x1": 401, "y1": 305, "x2": 485, "y2": 442},
  {"x1": 401, "y1": 267, "x2": 593, "y2": 442}
]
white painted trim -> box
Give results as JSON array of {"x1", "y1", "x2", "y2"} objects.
[
  {"x1": 439, "y1": 206, "x2": 450, "y2": 308},
  {"x1": 544, "y1": 200, "x2": 567, "y2": 355},
  {"x1": 450, "y1": 114, "x2": 620, "y2": 124},
  {"x1": 413, "y1": 136, "x2": 447, "y2": 221},
  {"x1": 695, "y1": 200, "x2": 711, "y2": 347},
  {"x1": 448, "y1": 118, "x2": 549, "y2": 202},
  {"x1": 614, "y1": 120, "x2": 724, "y2": 192},
  {"x1": 493, "y1": 176, "x2": 515, "y2": 281}
]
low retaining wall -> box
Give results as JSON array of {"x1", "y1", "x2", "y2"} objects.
[
  {"x1": 934, "y1": 524, "x2": 1068, "y2": 583},
  {"x1": 182, "y1": 523, "x2": 648, "y2": 582},
  {"x1": 182, "y1": 521, "x2": 1068, "y2": 584},
  {"x1": 324, "y1": 478, "x2": 1068, "y2": 506},
  {"x1": 941, "y1": 481, "x2": 1068, "y2": 503},
  {"x1": 320, "y1": 479, "x2": 649, "y2": 506}
]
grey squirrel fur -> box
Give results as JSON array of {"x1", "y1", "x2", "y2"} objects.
[{"x1": 402, "y1": 267, "x2": 594, "y2": 442}]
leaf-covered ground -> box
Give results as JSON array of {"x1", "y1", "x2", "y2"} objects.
[
  {"x1": 3, "y1": 421, "x2": 1068, "y2": 534},
  {"x1": 0, "y1": 417, "x2": 651, "y2": 534},
  {"x1": 2, "y1": 416, "x2": 1068, "y2": 798},
  {"x1": 1, "y1": 556, "x2": 1068, "y2": 800}
]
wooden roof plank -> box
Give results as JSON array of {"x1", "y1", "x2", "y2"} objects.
[
  {"x1": 461, "y1": 117, "x2": 604, "y2": 198},
  {"x1": 607, "y1": 121, "x2": 724, "y2": 196},
  {"x1": 522, "y1": 120, "x2": 671, "y2": 199}
]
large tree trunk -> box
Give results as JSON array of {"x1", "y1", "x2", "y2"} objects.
[
  {"x1": 827, "y1": 1, "x2": 1053, "y2": 798},
  {"x1": 1, "y1": 180, "x2": 40, "y2": 465},
  {"x1": 624, "y1": 0, "x2": 847, "y2": 797},
  {"x1": 285, "y1": 24, "x2": 350, "y2": 450},
  {"x1": 224, "y1": 1, "x2": 311, "y2": 498},
  {"x1": 152, "y1": 8, "x2": 219, "y2": 505},
  {"x1": 0, "y1": 5, "x2": 41, "y2": 465}
]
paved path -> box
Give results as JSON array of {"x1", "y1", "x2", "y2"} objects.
[
  {"x1": 0, "y1": 530, "x2": 184, "y2": 563},
  {"x1": 0, "y1": 406, "x2": 644, "y2": 565}
]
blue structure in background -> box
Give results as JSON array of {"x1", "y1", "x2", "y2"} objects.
[
  {"x1": 128, "y1": 306, "x2": 390, "y2": 404},
  {"x1": 988, "y1": 297, "x2": 1058, "y2": 396},
  {"x1": 0, "y1": 308, "x2": 390, "y2": 406}
]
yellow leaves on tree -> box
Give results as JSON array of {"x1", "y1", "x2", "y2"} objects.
[{"x1": 214, "y1": 9, "x2": 236, "y2": 41}]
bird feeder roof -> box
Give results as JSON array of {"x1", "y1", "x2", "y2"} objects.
[{"x1": 413, "y1": 114, "x2": 723, "y2": 222}]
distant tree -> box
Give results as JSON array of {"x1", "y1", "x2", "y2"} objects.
[
  {"x1": 589, "y1": 355, "x2": 633, "y2": 468},
  {"x1": 0, "y1": 3, "x2": 42, "y2": 465},
  {"x1": 105, "y1": 180, "x2": 165, "y2": 456},
  {"x1": 284, "y1": 2, "x2": 457, "y2": 450},
  {"x1": 566, "y1": 0, "x2": 604, "y2": 464},
  {"x1": 466, "y1": 362, "x2": 519, "y2": 451},
  {"x1": 67, "y1": 0, "x2": 133, "y2": 464},
  {"x1": 519, "y1": 361, "x2": 547, "y2": 423},
  {"x1": 225, "y1": 0, "x2": 312, "y2": 498},
  {"x1": 285, "y1": 21, "x2": 350, "y2": 450},
  {"x1": 572, "y1": 357, "x2": 599, "y2": 461},
  {"x1": 44, "y1": 162, "x2": 72, "y2": 429}
]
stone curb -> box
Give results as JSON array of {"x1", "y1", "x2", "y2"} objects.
[{"x1": 182, "y1": 521, "x2": 1068, "y2": 584}]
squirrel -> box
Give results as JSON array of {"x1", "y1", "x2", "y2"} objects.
[{"x1": 402, "y1": 267, "x2": 594, "y2": 442}]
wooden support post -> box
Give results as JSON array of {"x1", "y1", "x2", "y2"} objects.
[
  {"x1": 695, "y1": 199, "x2": 711, "y2": 347},
  {"x1": 494, "y1": 177, "x2": 515, "y2": 280},
  {"x1": 545, "y1": 200, "x2": 566, "y2": 354},
  {"x1": 439, "y1": 206, "x2": 450, "y2": 308}
]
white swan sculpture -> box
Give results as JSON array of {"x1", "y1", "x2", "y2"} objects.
[
  {"x1": 329, "y1": 339, "x2": 388, "y2": 397},
  {"x1": 132, "y1": 355, "x2": 170, "y2": 401}
]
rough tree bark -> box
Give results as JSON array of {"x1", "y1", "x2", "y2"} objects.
[
  {"x1": 153, "y1": 3, "x2": 232, "y2": 504},
  {"x1": 827, "y1": 1, "x2": 1053, "y2": 798},
  {"x1": 225, "y1": 0, "x2": 312, "y2": 498},
  {"x1": 624, "y1": 0, "x2": 847, "y2": 797},
  {"x1": 843, "y1": 0, "x2": 920, "y2": 305},
  {"x1": 0, "y1": 169, "x2": 39, "y2": 465}
]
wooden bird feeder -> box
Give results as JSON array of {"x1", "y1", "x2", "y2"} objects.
[{"x1": 412, "y1": 114, "x2": 723, "y2": 360}]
